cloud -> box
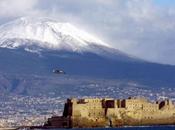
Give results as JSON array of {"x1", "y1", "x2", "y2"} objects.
[
  {"x1": 0, "y1": 0, "x2": 175, "y2": 65},
  {"x1": 0, "y1": 0, "x2": 39, "y2": 16},
  {"x1": 0, "y1": 0, "x2": 44, "y2": 24}
]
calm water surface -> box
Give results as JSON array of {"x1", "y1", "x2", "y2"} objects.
[{"x1": 36, "y1": 126, "x2": 175, "y2": 130}]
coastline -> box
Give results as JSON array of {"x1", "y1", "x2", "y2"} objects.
[{"x1": 2, "y1": 125, "x2": 175, "y2": 130}]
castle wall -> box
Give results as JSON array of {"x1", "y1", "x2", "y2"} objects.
[
  {"x1": 45, "y1": 97, "x2": 175, "y2": 128},
  {"x1": 70, "y1": 97, "x2": 175, "y2": 127}
]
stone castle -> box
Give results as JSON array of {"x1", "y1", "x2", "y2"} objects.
[{"x1": 44, "y1": 97, "x2": 175, "y2": 128}]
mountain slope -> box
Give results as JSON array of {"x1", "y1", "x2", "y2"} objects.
[
  {"x1": 0, "y1": 17, "x2": 175, "y2": 94},
  {"x1": 0, "y1": 47, "x2": 175, "y2": 87}
]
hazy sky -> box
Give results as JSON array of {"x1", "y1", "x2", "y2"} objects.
[{"x1": 0, "y1": 0, "x2": 175, "y2": 65}]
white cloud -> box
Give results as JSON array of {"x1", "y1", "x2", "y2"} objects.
[
  {"x1": 0, "y1": 0, "x2": 175, "y2": 65},
  {"x1": 0, "y1": 0, "x2": 39, "y2": 17}
]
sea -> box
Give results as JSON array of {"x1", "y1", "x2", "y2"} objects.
[{"x1": 36, "y1": 126, "x2": 175, "y2": 130}]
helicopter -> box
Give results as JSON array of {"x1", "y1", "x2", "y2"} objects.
[{"x1": 53, "y1": 69, "x2": 66, "y2": 74}]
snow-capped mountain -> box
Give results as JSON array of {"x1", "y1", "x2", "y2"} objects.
[
  {"x1": 0, "y1": 17, "x2": 110, "y2": 53},
  {"x1": 0, "y1": 17, "x2": 175, "y2": 92}
]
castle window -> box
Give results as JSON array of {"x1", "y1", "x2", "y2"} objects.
[
  {"x1": 88, "y1": 113, "x2": 91, "y2": 117},
  {"x1": 62, "y1": 122, "x2": 67, "y2": 126}
]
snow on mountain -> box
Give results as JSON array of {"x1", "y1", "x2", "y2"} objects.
[{"x1": 0, "y1": 17, "x2": 111, "y2": 53}]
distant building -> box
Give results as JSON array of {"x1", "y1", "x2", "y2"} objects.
[{"x1": 44, "y1": 97, "x2": 175, "y2": 128}]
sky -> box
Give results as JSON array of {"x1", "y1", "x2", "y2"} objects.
[{"x1": 0, "y1": 0, "x2": 175, "y2": 65}]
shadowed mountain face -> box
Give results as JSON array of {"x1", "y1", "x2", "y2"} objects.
[{"x1": 0, "y1": 47, "x2": 175, "y2": 89}]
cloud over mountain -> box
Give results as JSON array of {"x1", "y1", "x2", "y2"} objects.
[
  {"x1": 0, "y1": 17, "x2": 111, "y2": 53},
  {"x1": 0, "y1": 0, "x2": 175, "y2": 65}
]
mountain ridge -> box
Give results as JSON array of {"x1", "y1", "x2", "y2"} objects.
[
  {"x1": 0, "y1": 17, "x2": 175, "y2": 95},
  {"x1": 0, "y1": 17, "x2": 111, "y2": 53}
]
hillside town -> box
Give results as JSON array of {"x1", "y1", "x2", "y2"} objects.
[{"x1": 0, "y1": 82, "x2": 175, "y2": 128}]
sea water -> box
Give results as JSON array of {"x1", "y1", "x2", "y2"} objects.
[{"x1": 37, "y1": 126, "x2": 175, "y2": 130}]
